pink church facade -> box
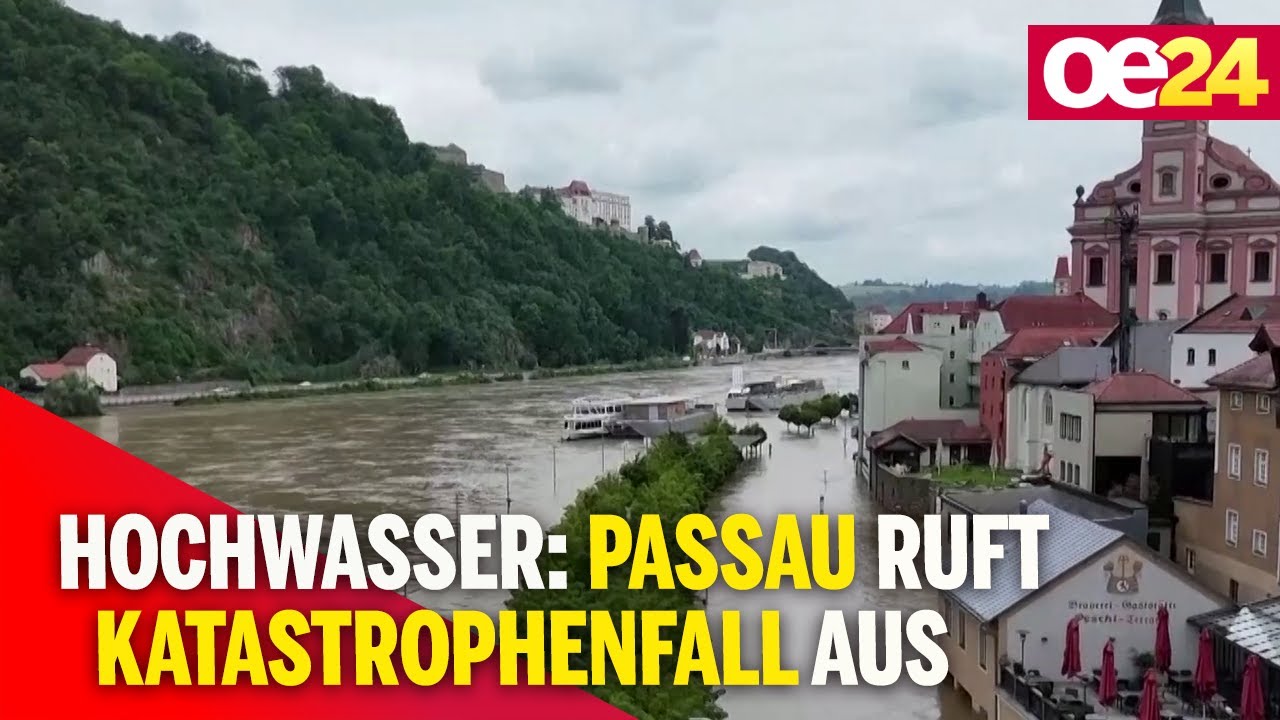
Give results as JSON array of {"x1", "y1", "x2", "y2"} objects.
[{"x1": 1067, "y1": 118, "x2": 1280, "y2": 322}]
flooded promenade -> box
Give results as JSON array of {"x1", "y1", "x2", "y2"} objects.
[{"x1": 77, "y1": 356, "x2": 974, "y2": 720}]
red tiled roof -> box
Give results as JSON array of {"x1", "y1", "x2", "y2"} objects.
[
  {"x1": 868, "y1": 418, "x2": 990, "y2": 450},
  {"x1": 992, "y1": 293, "x2": 1115, "y2": 332},
  {"x1": 561, "y1": 180, "x2": 591, "y2": 196},
  {"x1": 879, "y1": 300, "x2": 983, "y2": 334},
  {"x1": 1083, "y1": 372, "x2": 1206, "y2": 405},
  {"x1": 58, "y1": 345, "x2": 106, "y2": 366},
  {"x1": 1177, "y1": 294, "x2": 1280, "y2": 334},
  {"x1": 1206, "y1": 352, "x2": 1279, "y2": 391},
  {"x1": 990, "y1": 326, "x2": 1112, "y2": 358},
  {"x1": 1054, "y1": 256, "x2": 1070, "y2": 280},
  {"x1": 24, "y1": 363, "x2": 71, "y2": 381},
  {"x1": 865, "y1": 337, "x2": 924, "y2": 357}
]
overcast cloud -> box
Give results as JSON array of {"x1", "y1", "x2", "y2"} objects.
[{"x1": 68, "y1": 0, "x2": 1280, "y2": 285}]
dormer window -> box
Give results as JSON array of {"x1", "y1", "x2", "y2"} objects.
[{"x1": 1158, "y1": 169, "x2": 1177, "y2": 197}]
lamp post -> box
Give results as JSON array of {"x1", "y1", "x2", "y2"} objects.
[
  {"x1": 1107, "y1": 201, "x2": 1140, "y2": 373},
  {"x1": 1017, "y1": 629, "x2": 1029, "y2": 669}
]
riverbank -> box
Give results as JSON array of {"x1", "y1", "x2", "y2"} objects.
[{"x1": 170, "y1": 356, "x2": 693, "y2": 408}]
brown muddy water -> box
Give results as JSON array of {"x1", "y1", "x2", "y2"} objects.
[{"x1": 77, "y1": 356, "x2": 976, "y2": 720}]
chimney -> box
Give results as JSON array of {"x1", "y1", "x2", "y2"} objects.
[
  {"x1": 976, "y1": 291, "x2": 989, "y2": 310},
  {"x1": 1018, "y1": 499, "x2": 1030, "y2": 515}
]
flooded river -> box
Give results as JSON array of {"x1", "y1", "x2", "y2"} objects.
[{"x1": 77, "y1": 356, "x2": 975, "y2": 720}]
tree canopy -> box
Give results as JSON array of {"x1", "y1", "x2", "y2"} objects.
[{"x1": 0, "y1": 0, "x2": 852, "y2": 384}]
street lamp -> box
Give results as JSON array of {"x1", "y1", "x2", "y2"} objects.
[
  {"x1": 1017, "y1": 629, "x2": 1029, "y2": 669},
  {"x1": 1105, "y1": 201, "x2": 1140, "y2": 373}
]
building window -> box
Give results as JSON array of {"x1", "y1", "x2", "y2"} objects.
[
  {"x1": 948, "y1": 397, "x2": 955, "y2": 407},
  {"x1": 1186, "y1": 548, "x2": 1197, "y2": 574},
  {"x1": 1258, "y1": 450, "x2": 1271, "y2": 487},
  {"x1": 1159, "y1": 171, "x2": 1176, "y2": 197},
  {"x1": 942, "y1": 597, "x2": 952, "y2": 629},
  {"x1": 1155, "y1": 253, "x2": 1175, "y2": 284},
  {"x1": 956, "y1": 611, "x2": 967, "y2": 649},
  {"x1": 1059, "y1": 413, "x2": 1082, "y2": 442},
  {"x1": 901, "y1": 360, "x2": 910, "y2": 370},
  {"x1": 1208, "y1": 252, "x2": 1228, "y2": 283},
  {"x1": 1087, "y1": 256, "x2": 1105, "y2": 287},
  {"x1": 1187, "y1": 348, "x2": 1196, "y2": 366},
  {"x1": 1231, "y1": 392, "x2": 1244, "y2": 410},
  {"x1": 1059, "y1": 460, "x2": 1066, "y2": 481},
  {"x1": 1229, "y1": 579, "x2": 1240, "y2": 603},
  {"x1": 1044, "y1": 392, "x2": 1054, "y2": 425},
  {"x1": 978, "y1": 628, "x2": 989, "y2": 670},
  {"x1": 949, "y1": 373, "x2": 956, "y2": 383},
  {"x1": 950, "y1": 326, "x2": 956, "y2": 336},
  {"x1": 1226, "y1": 509, "x2": 1239, "y2": 546},
  {"x1": 1158, "y1": 310, "x2": 1169, "y2": 320},
  {"x1": 1259, "y1": 394, "x2": 1272, "y2": 414},
  {"x1": 1254, "y1": 530, "x2": 1269, "y2": 557},
  {"x1": 1208, "y1": 349, "x2": 1217, "y2": 366},
  {"x1": 949, "y1": 350, "x2": 955, "y2": 360},
  {"x1": 1254, "y1": 250, "x2": 1273, "y2": 283},
  {"x1": 1229, "y1": 443, "x2": 1242, "y2": 479}
]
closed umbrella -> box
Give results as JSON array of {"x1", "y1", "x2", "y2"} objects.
[
  {"x1": 1193, "y1": 627, "x2": 1217, "y2": 705},
  {"x1": 1063, "y1": 615, "x2": 1083, "y2": 678},
  {"x1": 1099, "y1": 638, "x2": 1119, "y2": 709},
  {"x1": 1155, "y1": 604, "x2": 1172, "y2": 674},
  {"x1": 1239, "y1": 654, "x2": 1265, "y2": 720},
  {"x1": 1138, "y1": 668, "x2": 1162, "y2": 720}
]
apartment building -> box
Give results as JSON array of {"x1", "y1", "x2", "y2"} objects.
[{"x1": 1175, "y1": 324, "x2": 1280, "y2": 603}]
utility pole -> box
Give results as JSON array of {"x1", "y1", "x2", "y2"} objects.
[{"x1": 1111, "y1": 202, "x2": 1139, "y2": 373}]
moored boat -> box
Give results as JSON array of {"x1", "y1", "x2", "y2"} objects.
[
  {"x1": 561, "y1": 395, "x2": 630, "y2": 441},
  {"x1": 609, "y1": 395, "x2": 717, "y2": 438},
  {"x1": 725, "y1": 366, "x2": 825, "y2": 412}
]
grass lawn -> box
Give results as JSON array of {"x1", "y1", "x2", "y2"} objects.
[{"x1": 930, "y1": 464, "x2": 1020, "y2": 488}]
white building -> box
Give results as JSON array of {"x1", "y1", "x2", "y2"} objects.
[
  {"x1": 1006, "y1": 369, "x2": 1207, "y2": 500},
  {"x1": 1004, "y1": 347, "x2": 1114, "y2": 474},
  {"x1": 555, "y1": 180, "x2": 631, "y2": 228},
  {"x1": 20, "y1": 345, "x2": 118, "y2": 393},
  {"x1": 742, "y1": 260, "x2": 783, "y2": 280},
  {"x1": 866, "y1": 305, "x2": 893, "y2": 333},
  {"x1": 691, "y1": 330, "x2": 730, "y2": 356},
  {"x1": 940, "y1": 500, "x2": 1225, "y2": 720},
  {"x1": 1170, "y1": 293, "x2": 1280, "y2": 393}
]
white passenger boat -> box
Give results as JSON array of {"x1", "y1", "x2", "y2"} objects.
[{"x1": 561, "y1": 396, "x2": 630, "y2": 441}]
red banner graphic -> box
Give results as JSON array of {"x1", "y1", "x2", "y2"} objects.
[{"x1": 0, "y1": 390, "x2": 631, "y2": 719}]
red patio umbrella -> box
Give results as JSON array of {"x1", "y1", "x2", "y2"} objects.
[
  {"x1": 1154, "y1": 604, "x2": 1172, "y2": 673},
  {"x1": 1137, "y1": 668, "x2": 1162, "y2": 720},
  {"x1": 1239, "y1": 654, "x2": 1265, "y2": 720},
  {"x1": 1193, "y1": 627, "x2": 1217, "y2": 703},
  {"x1": 1099, "y1": 638, "x2": 1119, "y2": 709},
  {"x1": 1062, "y1": 615, "x2": 1083, "y2": 678}
]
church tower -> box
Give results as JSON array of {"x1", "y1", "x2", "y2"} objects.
[
  {"x1": 1053, "y1": 256, "x2": 1071, "y2": 295},
  {"x1": 1139, "y1": 1, "x2": 1214, "y2": 219}
]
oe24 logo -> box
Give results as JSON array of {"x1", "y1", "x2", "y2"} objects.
[{"x1": 1042, "y1": 36, "x2": 1270, "y2": 109}]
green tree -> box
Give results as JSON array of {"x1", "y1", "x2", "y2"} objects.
[{"x1": 41, "y1": 375, "x2": 102, "y2": 417}]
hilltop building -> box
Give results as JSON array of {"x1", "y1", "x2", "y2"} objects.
[
  {"x1": 1066, "y1": 0, "x2": 1278, "y2": 322},
  {"x1": 555, "y1": 180, "x2": 631, "y2": 229},
  {"x1": 431, "y1": 143, "x2": 508, "y2": 193}
]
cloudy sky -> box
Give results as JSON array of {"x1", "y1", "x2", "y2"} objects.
[{"x1": 69, "y1": 0, "x2": 1280, "y2": 286}]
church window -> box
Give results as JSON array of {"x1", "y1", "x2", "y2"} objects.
[
  {"x1": 1159, "y1": 171, "x2": 1176, "y2": 197},
  {"x1": 1254, "y1": 250, "x2": 1273, "y2": 283},
  {"x1": 1128, "y1": 181, "x2": 1142, "y2": 194},
  {"x1": 1155, "y1": 253, "x2": 1175, "y2": 284},
  {"x1": 1208, "y1": 252, "x2": 1228, "y2": 283},
  {"x1": 1087, "y1": 257, "x2": 1105, "y2": 287},
  {"x1": 1210, "y1": 174, "x2": 1231, "y2": 190}
]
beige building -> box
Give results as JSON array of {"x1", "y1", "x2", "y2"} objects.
[
  {"x1": 1006, "y1": 371, "x2": 1207, "y2": 499},
  {"x1": 1175, "y1": 324, "x2": 1280, "y2": 603},
  {"x1": 940, "y1": 500, "x2": 1225, "y2": 719},
  {"x1": 741, "y1": 260, "x2": 783, "y2": 279}
]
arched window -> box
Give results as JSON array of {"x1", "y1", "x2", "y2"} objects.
[{"x1": 1043, "y1": 391, "x2": 1054, "y2": 426}]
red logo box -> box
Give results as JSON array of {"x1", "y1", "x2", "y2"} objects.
[{"x1": 1028, "y1": 25, "x2": 1280, "y2": 120}]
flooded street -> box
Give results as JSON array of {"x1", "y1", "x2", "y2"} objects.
[{"x1": 77, "y1": 356, "x2": 974, "y2": 720}]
